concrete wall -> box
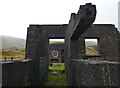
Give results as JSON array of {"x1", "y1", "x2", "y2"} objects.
[
  {"x1": 71, "y1": 59, "x2": 120, "y2": 86},
  {"x1": 65, "y1": 23, "x2": 120, "y2": 86},
  {"x1": 82, "y1": 24, "x2": 119, "y2": 61},
  {"x1": 1, "y1": 60, "x2": 32, "y2": 87},
  {"x1": 25, "y1": 24, "x2": 67, "y2": 86},
  {"x1": 118, "y1": 35, "x2": 120, "y2": 58},
  {"x1": 25, "y1": 21, "x2": 120, "y2": 87},
  {"x1": 43, "y1": 25, "x2": 67, "y2": 39},
  {"x1": 25, "y1": 25, "x2": 49, "y2": 86},
  {"x1": 0, "y1": 61, "x2": 2, "y2": 87},
  {"x1": 65, "y1": 4, "x2": 120, "y2": 86}
]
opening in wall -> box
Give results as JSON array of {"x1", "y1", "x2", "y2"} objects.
[
  {"x1": 49, "y1": 39, "x2": 64, "y2": 44},
  {"x1": 49, "y1": 39, "x2": 65, "y2": 63},
  {"x1": 85, "y1": 38, "x2": 99, "y2": 56}
]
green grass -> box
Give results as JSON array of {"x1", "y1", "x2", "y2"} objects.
[
  {"x1": 42, "y1": 63, "x2": 67, "y2": 86},
  {"x1": 49, "y1": 63, "x2": 65, "y2": 71},
  {"x1": 42, "y1": 70, "x2": 67, "y2": 86}
]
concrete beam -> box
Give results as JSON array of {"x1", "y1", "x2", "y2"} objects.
[{"x1": 71, "y1": 3, "x2": 96, "y2": 40}]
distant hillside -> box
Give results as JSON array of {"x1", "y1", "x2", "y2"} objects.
[
  {"x1": 1, "y1": 35, "x2": 26, "y2": 49},
  {"x1": 50, "y1": 42, "x2": 64, "y2": 44},
  {"x1": 85, "y1": 41, "x2": 99, "y2": 55},
  {"x1": 85, "y1": 41, "x2": 97, "y2": 46},
  {"x1": 49, "y1": 41, "x2": 96, "y2": 45},
  {"x1": 86, "y1": 46, "x2": 99, "y2": 55}
]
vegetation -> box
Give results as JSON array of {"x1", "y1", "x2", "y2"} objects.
[
  {"x1": 49, "y1": 63, "x2": 65, "y2": 71},
  {"x1": 42, "y1": 63, "x2": 67, "y2": 86},
  {"x1": 1, "y1": 48, "x2": 25, "y2": 60},
  {"x1": 86, "y1": 46, "x2": 99, "y2": 55}
]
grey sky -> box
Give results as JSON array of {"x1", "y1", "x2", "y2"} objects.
[{"x1": 0, "y1": 0, "x2": 119, "y2": 39}]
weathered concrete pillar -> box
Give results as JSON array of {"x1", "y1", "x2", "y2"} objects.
[
  {"x1": 0, "y1": 62, "x2": 2, "y2": 87},
  {"x1": 0, "y1": 33, "x2": 2, "y2": 87},
  {"x1": 65, "y1": 3, "x2": 96, "y2": 86},
  {"x1": 25, "y1": 25, "x2": 49, "y2": 86}
]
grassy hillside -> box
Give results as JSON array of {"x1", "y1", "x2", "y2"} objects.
[
  {"x1": 85, "y1": 41, "x2": 97, "y2": 46},
  {"x1": 1, "y1": 48, "x2": 25, "y2": 60},
  {"x1": 86, "y1": 46, "x2": 99, "y2": 55},
  {"x1": 49, "y1": 42, "x2": 64, "y2": 44},
  {"x1": 1, "y1": 35, "x2": 26, "y2": 49}
]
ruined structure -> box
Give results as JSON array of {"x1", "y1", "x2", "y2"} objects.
[
  {"x1": 64, "y1": 3, "x2": 120, "y2": 86},
  {"x1": 0, "y1": 3, "x2": 119, "y2": 87},
  {"x1": 65, "y1": 23, "x2": 120, "y2": 86},
  {"x1": 25, "y1": 25, "x2": 66, "y2": 86}
]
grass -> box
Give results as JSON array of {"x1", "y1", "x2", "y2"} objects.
[
  {"x1": 42, "y1": 63, "x2": 67, "y2": 86},
  {"x1": 49, "y1": 63, "x2": 65, "y2": 71},
  {"x1": 0, "y1": 48, "x2": 25, "y2": 60},
  {"x1": 86, "y1": 46, "x2": 99, "y2": 55}
]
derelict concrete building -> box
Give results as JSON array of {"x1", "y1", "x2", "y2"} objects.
[
  {"x1": 25, "y1": 3, "x2": 120, "y2": 86},
  {"x1": 0, "y1": 3, "x2": 119, "y2": 87}
]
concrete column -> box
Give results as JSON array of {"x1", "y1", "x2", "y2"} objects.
[{"x1": 0, "y1": 63, "x2": 2, "y2": 87}]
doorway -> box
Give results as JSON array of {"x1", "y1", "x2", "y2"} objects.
[{"x1": 42, "y1": 39, "x2": 67, "y2": 86}]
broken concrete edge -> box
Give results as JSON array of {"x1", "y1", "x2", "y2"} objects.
[
  {"x1": 70, "y1": 3, "x2": 96, "y2": 40},
  {"x1": 71, "y1": 59, "x2": 120, "y2": 86},
  {"x1": 0, "y1": 59, "x2": 32, "y2": 64},
  {"x1": 0, "y1": 59, "x2": 34, "y2": 87},
  {"x1": 72, "y1": 59, "x2": 120, "y2": 64}
]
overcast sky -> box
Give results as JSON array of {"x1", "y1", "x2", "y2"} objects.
[{"x1": 0, "y1": 0, "x2": 119, "y2": 39}]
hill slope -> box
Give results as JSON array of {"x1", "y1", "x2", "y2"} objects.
[
  {"x1": 85, "y1": 41, "x2": 97, "y2": 46},
  {"x1": 1, "y1": 35, "x2": 26, "y2": 49}
]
